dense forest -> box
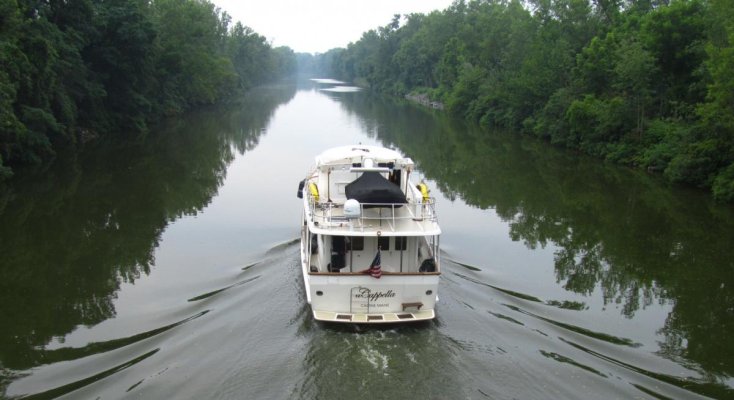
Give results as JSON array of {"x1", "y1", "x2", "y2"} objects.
[
  {"x1": 4, "y1": 0, "x2": 733, "y2": 202},
  {"x1": 319, "y1": 0, "x2": 734, "y2": 201},
  {"x1": 0, "y1": 0, "x2": 297, "y2": 179}
]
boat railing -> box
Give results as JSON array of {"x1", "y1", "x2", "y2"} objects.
[{"x1": 307, "y1": 195, "x2": 438, "y2": 230}]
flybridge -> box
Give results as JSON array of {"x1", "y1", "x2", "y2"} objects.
[{"x1": 301, "y1": 145, "x2": 440, "y2": 235}]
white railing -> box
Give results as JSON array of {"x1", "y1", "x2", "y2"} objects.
[{"x1": 307, "y1": 195, "x2": 437, "y2": 230}]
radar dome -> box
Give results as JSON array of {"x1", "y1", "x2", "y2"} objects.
[{"x1": 344, "y1": 199, "x2": 361, "y2": 219}]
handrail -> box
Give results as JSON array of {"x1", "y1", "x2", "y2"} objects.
[
  {"x1": 307, "y1": 195, "x2": 438, "y2": 229},
  {"x1": 309, "y1": 271, "x2": 441, "y2": 276}
]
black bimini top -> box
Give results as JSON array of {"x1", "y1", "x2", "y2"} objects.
[{"x1": 345, "y1": 172, "x2": 407, "y2": 206}]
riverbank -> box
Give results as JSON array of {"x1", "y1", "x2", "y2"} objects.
[
  {"x1": 0, "y1": 0, "x2": 296, "y2": 182},
  {"x1": 405, "y1": 92, "x2": 445, "y2": 110},
  {"x1": 317, "y1": 0, "x2": 734, "y2": 202}
]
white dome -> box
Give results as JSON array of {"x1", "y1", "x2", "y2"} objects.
[{"x1": 344, "y1": 199, "x2": 361, "y2": 219}]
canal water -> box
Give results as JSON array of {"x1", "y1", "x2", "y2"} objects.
[{"x1": 1, "y1": 81, "x2": 733, "y2": 399}]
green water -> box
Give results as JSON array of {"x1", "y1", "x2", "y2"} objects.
[{"x1": 1, "y1": 81, "x2": 732, "y2": 399}]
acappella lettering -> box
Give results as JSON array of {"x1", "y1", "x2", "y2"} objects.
[{"x1": 353, "y1": 288, "x2": 396, "y2": 302}]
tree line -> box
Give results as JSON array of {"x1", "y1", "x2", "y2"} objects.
[
  {"x1": 0, "y1": 0, "x2": 297, "y2": 179},
  {"x1": 318, "y1": 0, "x2": 734, "y2": 201}
]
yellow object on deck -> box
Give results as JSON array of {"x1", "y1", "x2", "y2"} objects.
[
  {"x1": 417, "y1": 183, "x2": 430, "y2": 201},
  {"x1": 309, "y1": 182, "x2": 319, "y2": 202}
]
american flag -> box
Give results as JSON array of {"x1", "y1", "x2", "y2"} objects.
[{"x1": 366, "y1": 248, "x2": 382, "y2": 279}]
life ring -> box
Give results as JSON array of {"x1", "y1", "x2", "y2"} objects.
[
  {"x1": 416, "y1": 183, "x2": 430, "y2": 201},
  {"x1": 308, "y1": 182, "x2": 319, "y2": 202}
]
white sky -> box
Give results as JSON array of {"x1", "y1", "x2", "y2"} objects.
[{"x1": 210, "y1": 0, "x2": 457, "y2": 54}]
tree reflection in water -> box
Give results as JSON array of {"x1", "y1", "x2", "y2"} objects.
[
  {"x1": 0, "y1": 85, "x2": 296, "y2": 371},
  {"x1": 333, "y1": 91, "x2": 734, "y2": 378}
]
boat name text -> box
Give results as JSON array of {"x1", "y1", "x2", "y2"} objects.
[{"x1": 353, "y1": 288, "x2": 396, "y2": 302}]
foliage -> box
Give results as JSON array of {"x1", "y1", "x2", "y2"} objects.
[
  {"x1": 0, "y1": 0, "x2": 297, "y2": 178},
  {"x1": 712, "y1": 164, "x2": 734, "y2": 201},
  {"x1": 318, "y1": 0, "x2": 734, "y2": 201}
]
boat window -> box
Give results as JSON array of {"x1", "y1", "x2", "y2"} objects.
[
  {"x1": 395, "y1": 236, "x2": 407, "y2": 251},
  {"x1": 378, "y1": 236, "x2": 390, "y2": 251},
  {"x1": 349, "y1": 236, "x2": 364, "y2": 251}
]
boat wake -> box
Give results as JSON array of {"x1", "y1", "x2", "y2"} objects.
[{"x1": 3, "y1": 243, "x2": 731, "y2": 399}]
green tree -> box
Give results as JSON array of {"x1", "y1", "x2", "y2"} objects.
[
  {"x1": 84, "y1": 0, "x2": 157, "y2": 132},
  {"x1": 153, "y1": 0, "x2": 236, "y2": 113},
  {"x1": 612, "y1": 37, "x2": 656, "y2": 138},
  {"x1": 0, "y1": 0, "x2": 297, "y2": 180},
  {"x1": 699, "y1": 0, "x2": 734, "y2": 200}
]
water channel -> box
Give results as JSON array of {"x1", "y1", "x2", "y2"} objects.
[{"x1": 1, "y1": 80, "x2": 733, "y2": 399}]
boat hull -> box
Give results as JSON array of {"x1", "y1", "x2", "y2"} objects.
[{"x1": 304, "y1": 273, "x2": 439, "y2": 323}]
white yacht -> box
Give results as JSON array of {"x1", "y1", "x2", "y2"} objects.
[{"x1": 297, "y1": 145, "x2": 441, "y2": 323}]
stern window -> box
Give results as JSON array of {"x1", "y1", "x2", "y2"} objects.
[
  {"x1": 378, "y1": 236, "x2": 390, "y2": 251},
  {"x1": 349, "y1": 236, "x2": 364, "y2": 251}
]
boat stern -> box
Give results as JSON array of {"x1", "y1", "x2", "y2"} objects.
[{"x1": 306, "y1": 274, "x2": 439, "y2": 324}]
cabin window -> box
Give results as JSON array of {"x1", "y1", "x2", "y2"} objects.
[
  {"x1": 395, "y1": 236, "x2": 407, "y2": 251},
  {"x1": 349, "y1": 236, "x2": 364, "y2": 251},
  {"x1": 378, "y1": 236, "x2": 390, "y2": 251}
]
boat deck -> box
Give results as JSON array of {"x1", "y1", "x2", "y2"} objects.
[{"x1": 306, "y1": 200, "x2": 440, "y2": 235}]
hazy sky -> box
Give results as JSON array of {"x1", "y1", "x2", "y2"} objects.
[{"x1": 210, "y1": 0, "x2": 456, "y2": 54}]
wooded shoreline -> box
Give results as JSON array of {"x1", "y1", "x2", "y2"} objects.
[
  {"x1": 314, "y1": 0, "x2": 734, "y2": 202},
  {"x1": 0, "y1": 0, "x2": 297, "y2": 180},
  {"x1": 4, "y1": 0, "x2": 733, "y2": 203}
]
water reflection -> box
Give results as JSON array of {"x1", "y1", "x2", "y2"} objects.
[
  {"x1": 331, "y1": 92, "x2": 734, "y2": 381},
  {"x1": 2, "y1": 81, "x2": 734, "y2": 398},
  {"x1": 0, "y1": 85, "x2": 296, "y2": 372}
]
